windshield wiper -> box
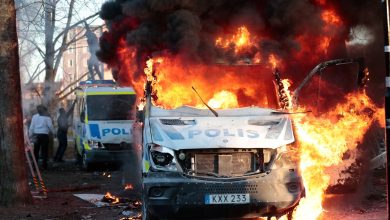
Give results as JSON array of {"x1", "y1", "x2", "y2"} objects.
[{"x1": 192, "y1": 86, "x2": 218, "y2": 117}]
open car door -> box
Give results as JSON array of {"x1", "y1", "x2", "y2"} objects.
[{"x1": 291, "y1": 58, "x2": 369, "y2": 110}]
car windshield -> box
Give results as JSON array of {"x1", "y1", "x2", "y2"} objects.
[{"x1": 87, "y1": 94, "x2": 136, "y2": 120}]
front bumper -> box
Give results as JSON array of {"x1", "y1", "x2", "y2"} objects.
[
  {"x1": 85, "y1": 149, "x2": 133, "y2": 164},
  {"x1": 143, "y1": 168, "x2": 304, "y2": 219}
]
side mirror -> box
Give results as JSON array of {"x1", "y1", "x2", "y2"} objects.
[{"x1": 80, "y1": 111, "x2": 85, "y2": 123}]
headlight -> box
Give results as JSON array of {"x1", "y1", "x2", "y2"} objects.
[
  {"x1": 151, "y1": 151, "x2": 173, "y2": 166},
  {"x1": 149, "y1": 144, "x2": 180, "y2": 172},
  {"x1": 88, "y1": 140, "x2": 101, "y2": 149}
]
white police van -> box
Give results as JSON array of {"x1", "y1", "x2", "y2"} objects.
[
  {"x1": 141, "y1": 58, "x2": 368, "y2": 220},
  {"x1": 74, "y1": 80, "x2": 136, "y2": 169}
]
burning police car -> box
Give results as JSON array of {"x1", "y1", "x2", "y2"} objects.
[
  {"x1": 142, "y1": 105, "x2": 303, "y2": 219},
  {"x1": 140, "y1": 68, "x2": 304, "y2": 219},
  {"x1": 141, "y1": 58, "x2": 368, "y2": 219}
]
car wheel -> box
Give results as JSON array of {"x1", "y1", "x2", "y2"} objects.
[
  {"x1": 142, "y1": 201, "x2": 158, "y2": 220},
  {"x1": 82, "y1": 152, "x2": 92, "y2": 171},
  {"x1": 74, "y1": 140, "x2": 82, "y2": 165}
]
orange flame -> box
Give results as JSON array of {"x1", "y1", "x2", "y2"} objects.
[
  {"x1": 207, "y1": 90, "x2": 238, "y2": 109},
  {"x1": 293, "y1": 92, "x2": 382, "y2": 220},
  {"x1": 125, "y1": 184, "x2": 134, "y2": 190},
  {"x1": 138, "y1": 56, "x2": 277, "y2": 109},
  {"x1": 280, "y1": 79, "x2": 293, "y2": 110},
  {"x1": 253, "y1": 52, "x2": 262, "y2": 63},
  {"x1": 317, "y1": 9, "x2": 342, "y2": 56},
  {"x1": 114, "y1": 17, "x2": 386, "y2": 220},
  {"x1": 321, "y1": 9, "x2": 342, "y2": 26},
  {"x1": 268, "y1": 54, "x2": 280, "y2": 69},
  {"x1": 319, "y1": 36, "x2": 331, "y2": 55},
  {"x1": 215, "y1": 26, "x2": 257, "y2": 53},
  {"x1": 104, "y1": 192, "x2": 120, "y2": 204}
]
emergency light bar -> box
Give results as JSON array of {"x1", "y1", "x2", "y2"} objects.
[{"x1": 80, "y1": 80, "x2": 116, "y2": 87}]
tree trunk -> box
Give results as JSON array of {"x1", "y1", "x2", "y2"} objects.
[
  {"x1": 43, "y1": 0, "x2": 56, "y2": 108},
  {"x1": 0, "y1": 0, "x2": 33, "y2": 206}
]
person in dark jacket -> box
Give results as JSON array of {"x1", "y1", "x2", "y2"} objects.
[{"x1": 54, "y1": 101, "x2": 76, "y2": 162}]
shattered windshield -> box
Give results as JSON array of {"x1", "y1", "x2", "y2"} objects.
[{"x1": 87, "y1": 95, "x2": 136, "y2": 120}]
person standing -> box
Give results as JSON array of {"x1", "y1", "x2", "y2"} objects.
[
  {"x1": 29, "y1": 105, "x2": 55, "y2": 169},
  {"x1": 54, "y1": 101, "x2": 76, "y2": 162}
]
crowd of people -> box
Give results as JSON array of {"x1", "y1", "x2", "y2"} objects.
[{"x1": 27, "y1": 101, "x2": 75, "y2": 169}]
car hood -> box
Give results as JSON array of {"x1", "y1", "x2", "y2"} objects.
[{"x1": 145, "y1": 106, "x2": 294, "y2": 150}]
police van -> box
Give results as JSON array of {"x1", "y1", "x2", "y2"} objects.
[
  {"x1": 141, "y1": 59, "x2": 368, "y2": 220},
  {"x1": 74, "y1": 80, "x2": 136, "y2": 169}
]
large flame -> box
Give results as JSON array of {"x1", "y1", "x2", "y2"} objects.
[
  {"x1": 292, "y1": 92, "x2": 383, "y2": 220},
  {"x1": 115, "y1": 24, "x2": 341, "y2": 108},
  {"x1": 113, "y1": 18, "x2": 385, "y2": 220},
  {"x1": 136, "y1": 57, "x2": 384, "y2": 220},
  {"x1": 128, "y1": 56, "x2": 278, "y2": 109},
  {"x1": 216, "y1": 26, "x2": 258, "y2": 54}
]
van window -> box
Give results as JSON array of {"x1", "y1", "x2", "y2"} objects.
[{"x1": 86, "y1": 94, "x2": 136, "y2": 120}]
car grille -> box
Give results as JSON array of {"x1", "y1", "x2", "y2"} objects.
[
  {"x1": 194, "y1": 152, "x2": 254, "y2": 176},
  {"x1": 198, "y1": 183, "x2": 259, "y2": 194},
  {"x1": 176, "y1": 149, "x2": 273, "y2": 177}
]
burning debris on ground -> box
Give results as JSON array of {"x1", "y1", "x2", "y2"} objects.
[
  {"x1": 100, "y1": 191, "x2": 142, "y2": 219},
  {"x1": 102, "y1": 192, "x2": 120, "y2": 204}
]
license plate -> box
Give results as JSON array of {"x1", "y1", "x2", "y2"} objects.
[{"x1": 205, "y1": 194, "x2": 250, "y2": 204}]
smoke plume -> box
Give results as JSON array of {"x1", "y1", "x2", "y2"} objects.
[{"x1": 97, "y1": 0, "x2": 385, "y2": 104}]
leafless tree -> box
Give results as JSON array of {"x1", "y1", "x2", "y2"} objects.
[
  {"x1": 0, "y1": 0, "x2": 33, "y2": 206},
  {"x1": 16, "y1": 0, "x2": 101, "y2": 110}
]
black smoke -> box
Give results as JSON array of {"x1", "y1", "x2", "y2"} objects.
[{"x1": 97, "y1": 0, "x2": 385, "y2": 104}]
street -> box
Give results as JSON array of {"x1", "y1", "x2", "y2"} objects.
[{"x1": 0, "y1": 159, "x2": 386, "y2": 220}]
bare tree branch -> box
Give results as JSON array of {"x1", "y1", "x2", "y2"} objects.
[
  {"x1": 27, "y1": 62, "x2": 45, "y2": 84},
  {"x1": 53, "y1": 0, "x2": 75, "y2": 79},
  {"x1": 52, "y1": 12, "x2": 98, "y2": 46},
  {"x1": 21, "y1": 37, "x2": 45, "y2": 59},
  {"x1": 57, "y1": 71, "x2": 88, "y2": 99},
  {"x1": 15, "y1": 1, "x2": 43, "y2": 11},
  {"x1": 16, "y1": 0, "x2": 102, "y2": 110}
]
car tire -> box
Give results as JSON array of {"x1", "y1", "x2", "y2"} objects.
[
  {"x1": 142, "y1": 202, "x2": 158, "y2": 220},
  {"x1": 82, "y1": 151, "x2": 92, "y2": 171},
  {"x1": 75, "y1": 140, "x2": 82, "y2": 165}
]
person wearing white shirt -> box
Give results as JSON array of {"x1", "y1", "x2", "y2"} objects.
[{"x1": 29, "y1": 105, "x2": 55, "y2": 169}]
